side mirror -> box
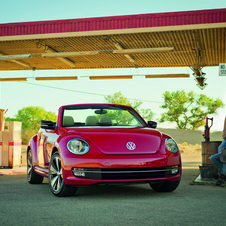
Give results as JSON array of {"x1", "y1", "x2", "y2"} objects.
[
  {"x1": 147, "y1": 121, "x2": 157, "y2": 129},
  {"x1": 40, "y1": 120, "x2": 56, "y2": 130}
]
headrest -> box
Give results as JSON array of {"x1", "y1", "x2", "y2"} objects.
[
  {"x1": 85, "y1": 116, "x2": 98, "y2": 126},
  {"x1": 100, "y1": 116, "x2": 112, "y2": 125},
  {"x1": 63, "y1": 116, "x2": 74, "y2": 127}
]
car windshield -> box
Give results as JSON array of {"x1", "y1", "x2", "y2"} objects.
[{"x1": 62, "y1": 105, "x2": 146, "y2": 127}]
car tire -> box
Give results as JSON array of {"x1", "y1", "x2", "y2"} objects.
[
  {"x1": 150, "y1": 180, "x2": 180, "y2": 192},
  {"x1": 27, "y1": 149, "x2": 44, "y2": 184},
  {"x1": 48, "y1": 152, "x2": 78, "y2": 197}
]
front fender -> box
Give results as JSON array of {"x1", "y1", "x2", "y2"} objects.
[{"x1": 28, "y1": 135, "x2": 38, "y2": 166}]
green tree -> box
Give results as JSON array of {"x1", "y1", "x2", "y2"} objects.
[
  {"x1": 159, "y1": 90, "x2": 225, "y2": 130},
  {"x1": 6, "y1": 106, "x2": 57, "y2": 132},
  {"x1": 104, "y1": 91, "x2": 154, "y2": 121}
]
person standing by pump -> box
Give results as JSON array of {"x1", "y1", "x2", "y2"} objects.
[{"x1": 210, "y1": 117, "x2": 226, "y2": 185}]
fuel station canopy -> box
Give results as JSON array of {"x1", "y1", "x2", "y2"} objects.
[{"x1": 0, "y1": 8, "x2": 225, "y2": 76}]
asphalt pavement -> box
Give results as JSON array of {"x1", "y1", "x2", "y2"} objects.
[
  {"x1": 1, "y1": 152, "x2": 226, "y2": 226},
  {"x1": 1, "y1": 168, "x2": 226, "y2": 226}
]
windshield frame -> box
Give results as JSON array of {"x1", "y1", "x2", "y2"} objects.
[{"x1": 61, "y1": 104, "x2": 148, "y2": 128}]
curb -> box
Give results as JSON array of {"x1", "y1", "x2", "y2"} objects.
[{"x1": 190, "y1": 175, "x2": 226, "y2": 187}]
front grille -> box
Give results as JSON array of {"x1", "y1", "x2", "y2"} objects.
[{"x1": 72, "y1": 166, "x2": 179, "y2": 180}]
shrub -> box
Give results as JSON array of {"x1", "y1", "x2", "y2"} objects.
[
  {"x1": 22, "y1": 130, "x2": 36, "y2": 145},
  {"x1": 181, "y1": 141, "x2": 188, "y2": 146}
]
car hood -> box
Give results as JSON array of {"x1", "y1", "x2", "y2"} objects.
[{"x1": 67, "y1": 127, "x2": 162, "y2": 155}]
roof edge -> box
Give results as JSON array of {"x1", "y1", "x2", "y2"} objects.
[
  {"x1": 1, "y1": 8, "x2": 226, "y2": 26},
  {"x1": 1, "y1": 22, "x2": 226, "y2": 42},
  {"x1": 0, "y1": 8, "x2": 226, "y2": 38}
]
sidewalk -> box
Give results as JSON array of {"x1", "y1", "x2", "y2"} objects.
[
  {"x1": 0, "y1": 151, "x2": 27, "y2": 175},
  {"x1": 0, "y1": 166, "x2": 27, "y2": 175}
]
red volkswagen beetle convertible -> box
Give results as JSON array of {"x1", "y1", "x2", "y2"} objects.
[{"x1": 27, "y1": 104, "x2": 181, "y2": 196}]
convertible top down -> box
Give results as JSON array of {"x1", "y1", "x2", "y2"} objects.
[{"x1": 27, "y1": 103, "x2": 181, "y2": 196}]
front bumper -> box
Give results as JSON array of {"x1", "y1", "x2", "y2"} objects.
[
  {"x1": 62, "y1": 155, "x2": 181, "y2": 186},
  {"x1": 71, "y1": 165, "x2": 180, "y2": 180}
]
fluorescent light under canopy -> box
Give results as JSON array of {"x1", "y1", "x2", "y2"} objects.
[
  {"x1": 0, "y1": 54, "x2": 32, "y2": 61},
  {"x1": 0, "y1": 78, "x2": 28, "y2": 82},
  {"x1": 41, "y1": 51, "x2": 99, "y2": 58},
  {"x1": 89, "y1": 75, "x2": 133, "y2": 80},
  {"x1": 145, "y1": 74, "x2": 190, "y2": 78},
  {"x1": 35, "y1": 76, "x2": 78, "y2": 81},
  {"x1": 113, "y1": 47, "x2": 174, "y2": 54}
]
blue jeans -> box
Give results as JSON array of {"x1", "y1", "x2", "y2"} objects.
[{"x1": 210, "y1": 140, "x2": 226, "y2": 175}]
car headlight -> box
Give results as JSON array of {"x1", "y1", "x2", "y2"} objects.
[
  {"x1": 165, "y1": 138, "x2": 178, "y2": 153},
  {"x1": 67, "y1": 139, "x2": 90, "y2": 155}
]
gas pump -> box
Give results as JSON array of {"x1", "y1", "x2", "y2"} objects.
[
  {"x1": 203, "y1": 117, "x2": 213, "y2": 142},
  {"x1": 200, "y1": 117, "x2": 221, "y2": 180}
]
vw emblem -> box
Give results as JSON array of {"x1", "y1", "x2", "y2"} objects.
[{"x1": 126, "y1": 142, "x2": 136, "y2": 150}]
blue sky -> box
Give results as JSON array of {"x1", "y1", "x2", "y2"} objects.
[{"x1": 0, "y1": 0, "x2": 225, "y2": 131}]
